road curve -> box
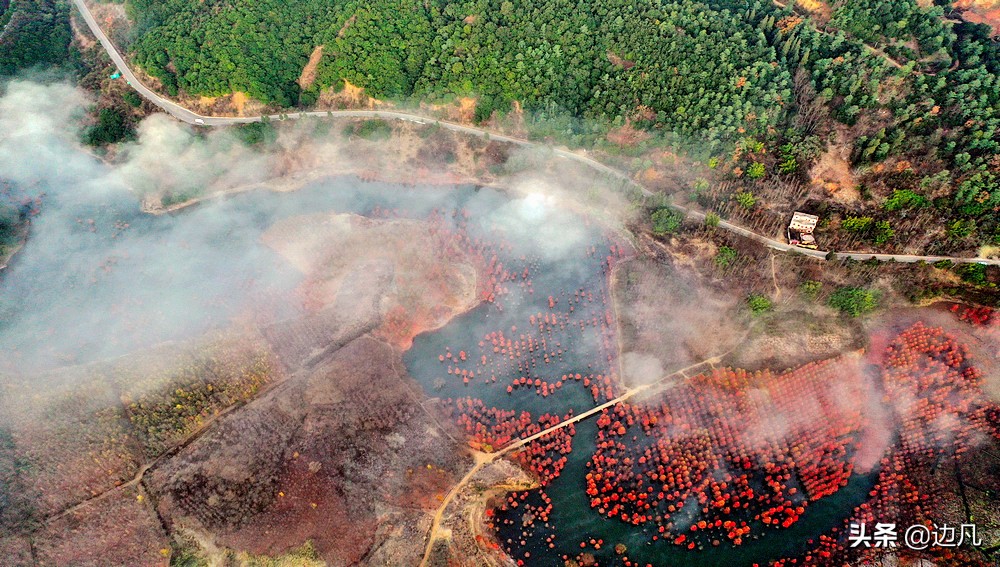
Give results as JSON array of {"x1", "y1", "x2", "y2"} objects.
[{"x1": 70, "y1": 0, "x2": 1000, "y2": 267}]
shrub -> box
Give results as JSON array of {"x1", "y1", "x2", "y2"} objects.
[
  {"x1": 234, "y1": 121, "x2": 277, "y2": 147},
  {"x1": 946, "y1": 219, "x2": 976, "y2": 240},
  {"x1": 842, "y1": 216, "x2": 893, "y2": 244},
  {"x1": 705, "y1": 212, "x2": 721, "y2": 228},
  {"x1": 741, "y1": 138, "x2": 765, "y2": 153},
  {"x1": 883, "y1": 189, "x2": 928, "y2": 211},
  {"x1": 85, "y1": 107, "x2": 134, "y2": 146},
  {"x1": 715, "y1": 246, "x2": 738, "y2": 269},
  {"x1": 693, "y1": 178, "x2": 710, "y2": 193},
  {"x1": 734, "y1": 192, "x2": 757, "y2": 208},
  {"x1": 829, "y1": 287, "x2": 880, "y2": 317},
  {"x1": 746, "y1": 293, "x2": 773, "y2": 314},
  {"x1": 841, "y1": 216, "x2": 873, "y2": 233},
  {"x1": 872, "y1": 220, "x2": 894, "y2": 245},
  {"x1": 777, "y1": 143, "x2": 798, "y2": 174},
  {"x1": 799, "y1": 280, "x2": 822, "y2": 300},
  {"x1": 747, "y1": 162, "x2": 766, "y2": 179},
  {"x1": 346, "y1": 119, "x2": 392, "y2": 140},
  {"x1": 122, "y1": 90, "x2": 143, "y2": 108},
  {"x1": 160, "y1": 192, "x2": 194, "y2": 207},
  {"x1": 954, "y1": 263, "x2": 987, "y2": 285},
  {"x1": 650, "y1": 207, "x2": 684, "y2": 235}
]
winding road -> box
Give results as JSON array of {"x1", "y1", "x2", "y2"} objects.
[{"x1": 71, "y1": 0, "x2": 1000, "y2": 267}]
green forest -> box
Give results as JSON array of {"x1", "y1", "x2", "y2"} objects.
[
  {"x1": 0, "y1": 0, "x2": 996, "y2": 246},
  {"x1": 69, "y1": 0, "x2": 1000, "y2": 247},
  {"x1": 0, "y1": 0, "x2": 73, "y2": 76},
  {"x1": 127, "y1": 0, "x2": 804, "y2": 144}
]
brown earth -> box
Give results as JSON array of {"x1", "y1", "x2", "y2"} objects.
[
  {"x1": 606, "y1": 51, "x2": 636, "y2": 69},
  {"x1": 33, "y1": 485, "x2": 170, "y2": 566},
  {"x1": 606, "y1": 120, "x2": 650, "y2": 148},
  {"x1": 298, "y1": 46, "x2": 324, "y2": 90},
  {"x1": 794, "y1": 0, "x2": 833, "y2": 22},
  {"x1": 808, "y1": 127, "x2": 859, "y2": 205},
  {"x1": 421, "y1": 97, "x2": 479, "y2": 124},
  {"x1": 179, "y1": 90, "x2": 265, "y2": 118},
  {"x1": 955, "y1": 0, "x2": 1000, "y2": 34},
  {"x1": 148, "y1": 335, "x2": 468, "y2": 565},
  {"x1": 316, "y1": 79, "x2": 383, "y2": 110}
]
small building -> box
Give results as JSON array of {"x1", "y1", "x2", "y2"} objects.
[{"x1": 788, "y1": 212, "x2": 819, "y2": 249}]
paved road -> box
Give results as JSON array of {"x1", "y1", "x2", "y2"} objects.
[{"x1": 71, "y1": 0, "x2": 1000, "y2": 267}]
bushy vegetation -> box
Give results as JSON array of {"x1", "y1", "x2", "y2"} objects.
[
  {"x1": 714, "y1": 245, "x2": 738, "y2": 269},
  {"x1": 828, "y1": 286, "x2": 880, "y2": 317},
  {"x1": 882, "y1": 189, "x2": 928, "y2": 212},
  {"x1": 84, "y1": 107, "x2": 136, "y2": 146},
  {"x1": 798, "y1": 280, "x2": 822, "y2": 300},
  {"x1": 841, "y1": 216, "x2": 894, "y2": 246},
  {"x1": 954, "y1": 262, "x2": 988, "y2": 286},
  {"x1": 650, "y1": 207, "x2": 683, "y2": 235},
  {"x1": 234, "y1": 120, "x2": 278, "y2": 148},
  {"x1": 344, "y1": 118, "x2": 392, "y2": 141},
  {"x1": 733, "y1": 191, "x2": 757, "y2": 209},
  {"x1": 746, "y1": 293, "x2": 773, "y2": 314}
]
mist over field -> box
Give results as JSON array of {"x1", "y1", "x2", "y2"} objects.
[
  {"x1": 0, "y1": 80, "x2": 619, "y2": 376},
  {"x1": 0, "y1": 81, "x2": 300, "y2": 372}
]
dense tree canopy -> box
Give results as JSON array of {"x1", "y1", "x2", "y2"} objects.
[
  {"x1": 0, "y1": 0, "x2": 73, "y2": 76},
  {"x1": 831, "y1": 0, "x2": 954, "y2": 65},
  {"x1": 114, "y1": 0, "x2": 1000, "y2": 245},
  {"x1": 128, "y1": 0, "x2": 799, "y2": 144}
]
